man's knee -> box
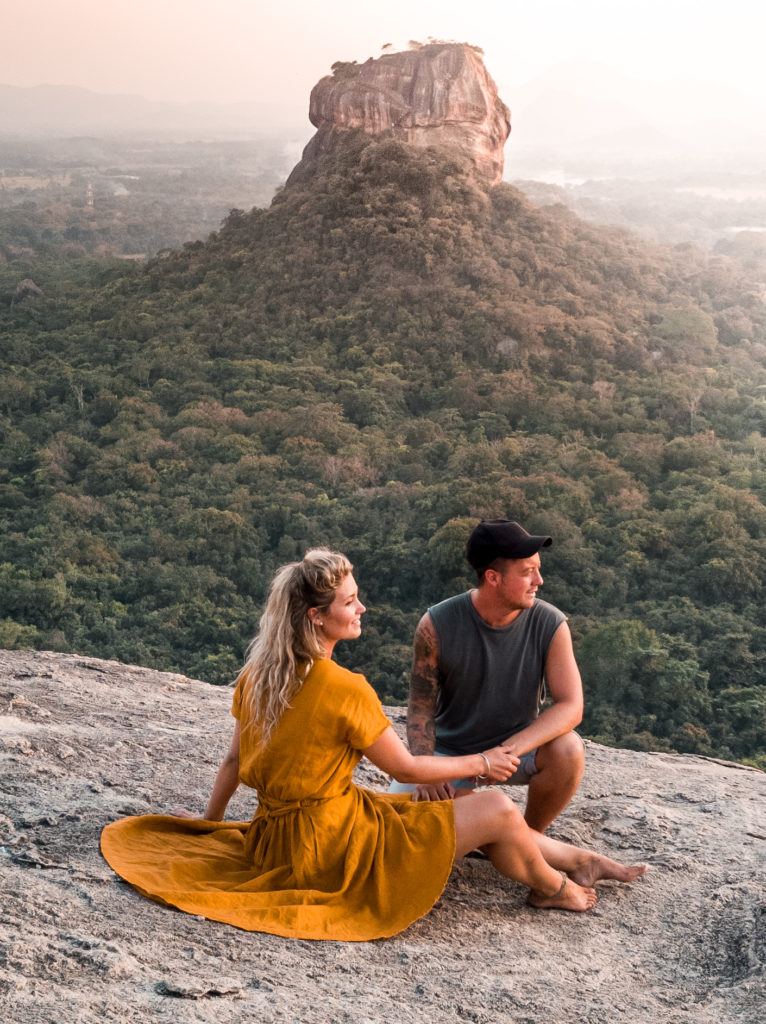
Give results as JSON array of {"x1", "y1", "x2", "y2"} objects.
[{"x1": 537, "y1": 731, "x2": 585, "y2": 776}]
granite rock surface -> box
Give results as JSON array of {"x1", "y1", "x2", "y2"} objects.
[{"x1": 1, "y1": 648, "x2": 764, "y2": 1023}]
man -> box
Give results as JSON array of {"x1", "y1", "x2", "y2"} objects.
[{"x1": 390, "y1": 519, "x2": 584, "y2": 832}]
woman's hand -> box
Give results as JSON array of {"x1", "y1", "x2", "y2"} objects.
[
  {"x1": 481, "y1": 746, "x2": 520, "y2": 783},
  {"x1": 363, "y1": 727, "x2": 520, "y2": 789}
]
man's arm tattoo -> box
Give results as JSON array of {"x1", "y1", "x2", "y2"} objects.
[{"x1": 407, "y1": 615, "x2": 440, "y2": 756}]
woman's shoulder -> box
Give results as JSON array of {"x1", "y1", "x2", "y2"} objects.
[{"x1": 308, "y1": 658, "x2": 372, "y2": 694}]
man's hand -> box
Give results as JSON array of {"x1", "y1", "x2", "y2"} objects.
[
  {"x1": 496, "y1": 735, "x2": 527, "y2": 759},
  {"x1": 411, "y1": 783, "x2": 458, "y2": 801}
]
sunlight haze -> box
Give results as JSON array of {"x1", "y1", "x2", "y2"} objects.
[{"x1": 2, "y1": 0, "x2": 765, "y2": 114}]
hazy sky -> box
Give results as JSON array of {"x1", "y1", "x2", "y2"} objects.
[{"x1": 3, "y1": 0, "x2": 765, "y2": 116}]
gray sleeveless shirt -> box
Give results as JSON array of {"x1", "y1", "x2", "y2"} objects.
[{"x1": 428, "y1": 593, "x2": 566, "y2": 754}]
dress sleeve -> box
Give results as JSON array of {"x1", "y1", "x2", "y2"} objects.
[{"x1": 343, "y1": 675, "x2": 391, "y2": 750}]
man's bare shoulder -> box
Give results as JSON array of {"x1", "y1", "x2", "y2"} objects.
[{"x1": 413, "y1": 611, "x2": 439, "y2": 662}]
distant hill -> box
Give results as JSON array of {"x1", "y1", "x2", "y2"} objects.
[
  {"x1": 1, "y1": 129, "x2": 765, "y2": 766},
  {"x1": 0, "y1": 82, "x2": 309, "y2": 138}
]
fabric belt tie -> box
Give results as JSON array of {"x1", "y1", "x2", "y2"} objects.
[{"x1": 247, "y1": 792, "x2": 344, "y2": 868}]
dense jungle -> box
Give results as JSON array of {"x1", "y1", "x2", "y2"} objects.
[{"x1": 2, "y1": 133, "x2": 765, "y2": 767}]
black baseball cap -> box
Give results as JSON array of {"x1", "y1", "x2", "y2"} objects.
[{"x1": 466, "y1": 519, "x2": 552, "y2": 571}]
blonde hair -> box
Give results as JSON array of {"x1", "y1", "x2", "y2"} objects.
[{"x1": 237, "y1": 548, "x2": 353, "y2": 745}]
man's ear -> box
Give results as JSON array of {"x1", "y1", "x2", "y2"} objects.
[{"x1": 483, "y1": 568, "x2": 500, "y2": 587}]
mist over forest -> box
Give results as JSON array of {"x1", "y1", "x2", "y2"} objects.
[{"x1": 3, "y1": 69, "x2": 766, "y2": 269}]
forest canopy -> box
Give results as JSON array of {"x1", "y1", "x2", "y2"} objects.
[{"x1": 1, "y1": 133, "x2": 765, "y2": 767}]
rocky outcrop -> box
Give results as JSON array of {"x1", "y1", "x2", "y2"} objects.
[
  {"x1": 1, "y1": 648, "x2": 764, "y2": 1023},
  {"x1": 12, "y1": 277, "x2": 43, "y2": 305},
  {"x1": 289, "y1": 43, "x2": 511, "y2": 186}
]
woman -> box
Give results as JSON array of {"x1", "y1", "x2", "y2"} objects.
[{"x1": 101, "y1": 548, "x2": 646, "y2": 940}]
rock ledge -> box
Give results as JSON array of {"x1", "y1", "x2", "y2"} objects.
[{"x1": 1, "y1": 649, "x2": 764, "y2": 1023}]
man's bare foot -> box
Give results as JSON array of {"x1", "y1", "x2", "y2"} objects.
[
  {"x1": 527, "y1": 874, "x2": 598, "y2": 912},
  {"x1": 569, "y1": 852, "x2": 649, "y2": 888}
]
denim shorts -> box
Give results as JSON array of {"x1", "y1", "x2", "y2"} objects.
[{"x1": 387, "y1": 746, "x2": 538, "y2": 794}]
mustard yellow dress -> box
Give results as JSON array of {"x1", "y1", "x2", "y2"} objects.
[{"x1": 100, "y1": 659, "x2": 456, "y2": 940}]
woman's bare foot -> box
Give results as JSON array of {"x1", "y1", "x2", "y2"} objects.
[
  {"x1": 527, "y1": 874, "x2": 598, "y2": 912},
  {"x1": 569, "y1": 852, "x2": 649, "y2": 888}
]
